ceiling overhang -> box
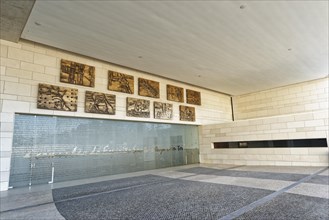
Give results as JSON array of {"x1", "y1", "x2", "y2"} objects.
[
  {"x1": 0, "y1": 0, "x2": 35, "y2": 42},
  {"x1": 2, "y1": 1, "x2": 328, "y2": 95}
]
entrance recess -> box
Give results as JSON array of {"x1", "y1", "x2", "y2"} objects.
[{"x1": 9, "y1": 114, "x2": 199, "y2": 188}]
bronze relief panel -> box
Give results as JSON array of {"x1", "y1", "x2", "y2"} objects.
[
  {"x1": 138, "y1": 78, "x2": 160, "y2": 98},
  {"x1": 37, "y1": 83, "x2": 78, "y2": 111},
  {"x1": 179, "y1": 105, "x2": 195, "y2": 122},
  {"x1": 108, "y1": 71, "x2": 134, "y2": 94},
  {"x1": 85, "y1": 91, "x2": 115, "y2": 115},
  {"x1": 126, "y1": 97, "x2": 150, "y2": 118},
  {"x1": 167, "y1": 85, "x2": 184, "y2": 102},
  {"x1": 154, "y1": 102, "x2": 173, "y2": 120},
  {"x1": 60, "y1": 59, "x2": 95, "y2": 87},
  {"x1": 186, "y1": 89, "x2": 201, "y2": 105}
]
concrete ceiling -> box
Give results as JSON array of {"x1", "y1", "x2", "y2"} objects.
[
  {"x1": 17, "y1": 1, "x2": 329, "y2": 95},
  {"x1": 0, "y1": 0, "x2": 35, "y2": 42}
]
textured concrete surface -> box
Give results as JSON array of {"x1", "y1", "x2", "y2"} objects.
[
  {"x1": 0, "y1": 203, "x2": 64, "y2": 220},
  {"x1": 0, "y1": 0, "x2": 35, "y2": 42},
  {"x1": 54, "y1": 176, "x2": 273, "y2": 220},
  {"x1": 306, "y1": 175, "x2": 329, "y2": 185},
  {"x1": 229, "y1": 165, "x2": 325, "y2": 174},
  {"x1": 319, "y1": 169, "x2": 329, "y2": 176},
  {"x1": 0, "y1": 165, "x2": 328, "y2": 220},
  {"x1": 237, "y1": 193, "x2": 329, "y2": 220},
  {"x1": 52, "y1": 175, "x2": 169, "y2": 201},
  {"x1": 0, "y1": 190, "x2": 53, "y2": 212},
  {"x1": 287, "y1": 182, "x2": 329, "y2": 199},
  {"x1": 185, "y1": 174, "x2": 293, "y2": 191},
  {"x1": 179, "y1": 167, "x2": 309, "y2": 181}
]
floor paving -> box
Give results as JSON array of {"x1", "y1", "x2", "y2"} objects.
[{"x1": 0, "y1": 164, "x2": 328, "y2": 219}]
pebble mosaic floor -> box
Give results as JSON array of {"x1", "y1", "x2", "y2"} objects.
[{"x1": 1, "y1": 165, "x2": 328, "y2": 220}]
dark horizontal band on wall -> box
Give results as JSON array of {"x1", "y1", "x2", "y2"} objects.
[{"x1": 213, "y1": 138, "x2": 328, "y2": 149}]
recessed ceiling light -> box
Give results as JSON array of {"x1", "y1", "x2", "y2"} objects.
[
  {"x1": 240, "y1": 5, "x2": 246, "y2": 9},
  {"x1": 288, "y1": 48, "x2": 292, "y2": 51},
  {"x1": 138, "y1": 56, "x2": 143, "y2": 58}
]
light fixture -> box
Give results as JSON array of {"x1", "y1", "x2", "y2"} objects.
[{"x1": 240, "y1": 5, "x2": 246, "y2": 9}]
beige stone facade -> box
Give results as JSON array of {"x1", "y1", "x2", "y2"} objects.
[
  {"x1": 1, "y1": 39, "x2": 328, "y2": 191},
  {"x1": 200, "y1": 78, "x2": 328, "y2": 167},
  {"x1": 0, "y1": 39, "x2": 232, "y2": 190}
]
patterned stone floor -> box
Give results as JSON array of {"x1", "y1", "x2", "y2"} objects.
[{"x1": 1, "y1": 164, "x2": 328, "y2": 219}]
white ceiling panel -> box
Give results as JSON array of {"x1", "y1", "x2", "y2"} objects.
[{"x1": 22, "y1": 1, "x2": 328, "y2": 95}]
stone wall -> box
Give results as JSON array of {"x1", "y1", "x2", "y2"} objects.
[
  {"x1": 200, "y1": 78, "x2": 329, "y2": 167},
  {"x1": 0, "y1": 39, "x2": 233, "y2": 190},
  {"x1": 233, "y1": 78, "x2": 328, "y2": 120}
]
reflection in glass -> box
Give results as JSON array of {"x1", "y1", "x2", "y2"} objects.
[{"x1": 9, "y1": 114, "x2": 199, "y2": 187}]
